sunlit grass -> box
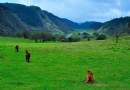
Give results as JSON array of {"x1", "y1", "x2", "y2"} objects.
[{"x1": 0, "y1": 36, "x2": 130, "y2": 90}]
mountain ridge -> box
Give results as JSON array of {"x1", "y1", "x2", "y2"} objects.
[
  {"x1": 97, "y1": 16, "x2": 130, "y2": 35},
  {"x1": 0, "y1": 3, "x2": 72, "y2": 36},
  {"x1": 0, "y1": 3, "x2": 130, "y2": 37}
]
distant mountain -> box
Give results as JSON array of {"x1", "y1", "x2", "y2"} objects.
[
  {"x1": 0, "y1": 3, "x2": 72, "y2": 36},
  {"x1": 97, "y1": 17, "x2": 130, "y2": 35},
  {"x1": 1, "y1": 3, "x2": 129, "y2": 37},
  {"x1": 61, "y1": 18, "x2": 80, "y2": 29},
  {"x1": 61, "y1": 19, "x2": 103, "y2": 30},
  {"x1": 80, "y1": 21, "x2": 103, "y2": 30}
]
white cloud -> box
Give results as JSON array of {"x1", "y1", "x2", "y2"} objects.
[
  {"x1": 17, "y1": 0, "x2": 33, "y2": 5},
  {"x1": 117, "y1": 0, "x2": 121, "y2": 6},
  {"x1": 109, "y1": 9, "x2": 121, "y2": 17}
]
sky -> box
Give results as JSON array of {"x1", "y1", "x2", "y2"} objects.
[{"x1": 0, "y1": 0, "x2": 130, "y2": 23}]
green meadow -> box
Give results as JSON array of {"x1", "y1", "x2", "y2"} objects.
[{"x1": 0, "y1": 36, "x2": 130, "y2": 90}]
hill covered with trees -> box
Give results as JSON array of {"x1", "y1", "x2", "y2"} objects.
[
  {"x1": 0, "y1": 3, "x2": 104, "y2": 37},
  {"x1": 0, "y1": 3, "x2": 72, "y2": 36},
  {"x1": 61, "y1": 18, "x2": 103, "y2": 30},
  {"x1": 97, "y1": 17, "x2": 130, "y2": 35},
  {"x1": 0, "y1": 3, "x2": 130, "y2": 37}
]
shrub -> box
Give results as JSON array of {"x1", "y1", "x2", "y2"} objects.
[
  {"x1": 31, "y1": 31, "x2": 56, "y2": 42},
  {"x1": 66, "y1": 37, "x2": 80, "y2": 42},
  {"x1": 93, "y1": 32, "x2": 99, "y2": 37},
  {"x1": 96, "y1": 34, "x2": 107, "y2": 40}
]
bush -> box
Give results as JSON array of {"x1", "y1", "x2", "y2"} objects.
[
  {"x1": 23, "y1": 30, "x2": 31, "y2": 38},
  {"x1": 96, "y1": 34, "x2": 107, "y2": 40},
  {"x1": 31, "y1": 32, "x2": 40, "y2": 42},
  {"x1": 31, "y1": 31, "x2": 56, "y2": 42},
  {"x1": 83, "y1": 35, "x2": 90, "y2": 39},
  {"x1": 66, "y1": 37, "x2": 80, "y2": 42},
  {"x1": 93, "y1": 32, "x2": 99, "y2": 37}
]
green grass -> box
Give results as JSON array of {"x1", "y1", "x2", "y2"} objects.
[
  {"x1": 69, "y1": 29, "x2": 95, "y2": 35},
  {"x1": 68, "y1": 29, "x2": 85, "y2": 34},
  {"x1": 0, "y1": 36, "x2": 130, "y2": 90},
  {"x1": 86, "y1": 29, "x2": 95, "y2": 34}
]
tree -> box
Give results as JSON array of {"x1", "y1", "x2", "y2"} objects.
[
  {"x1": 16, "y1": 32, "x2": 22, "y2": 38},
  {"x1": 128, "y1": 21, "x2": 130, "y2": 27},
  {"x1": 23, "y1": 30, "x2": 31, "y2": 38},
  {"x1": 128, "y1": 21, "x2": 130, "y2": 34},
  {"x1": 115, "y1": 33, "x2": 119, "y2": 43},
  {"x1": 39, "y1": 31, "x2": 54, "y2": 42},
  {"x1": 93, "y1": 32, "x2": 99, "y2": 37},
  {"x1": 51, "y1": 34, "x2": 56, "y2": 42},
  {"x1": 40, "y1": 31, "x2": 47, "y2": 42},
  {"x1": 31, "y1": 32, "x2": 40, "y2": 42},
  {"x1": 82, "y1": 32, "x2": 89, "y2": 36},
  {"x1": 114, "y1": 24, "x2": 124, "y2": 43},
  {"x1": 96, "y1": 34, "x2": 107, "y2": 40}
]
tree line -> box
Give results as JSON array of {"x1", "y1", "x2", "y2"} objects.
[{"x1": 15, "y1": 30, "x2": 58, "y2": 42}]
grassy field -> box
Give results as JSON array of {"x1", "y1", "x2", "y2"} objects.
[
  {"x1": 69, "y1": 29, "x2": 95, "y2": 35},
  {"x1": 0, "y1": 36, "x2": 130, "y2": 90}
]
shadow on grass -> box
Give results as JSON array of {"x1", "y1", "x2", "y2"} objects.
[{"x1": 11, "y1": 82, "x2": 24, "y2": 86}]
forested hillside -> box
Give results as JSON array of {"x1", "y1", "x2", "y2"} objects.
[
  {"x1": 0, "y1": 3, "x2": 72, "y2": 36},
  {"x1": 97, "y1": 17, "x2": 130, "y2": 35},
  {"x1": 61, "y1": 19, "x2": 103, "y2": 30},
  {"x1": 0, "y1": 3, "x2": 130, "y2": 37}
]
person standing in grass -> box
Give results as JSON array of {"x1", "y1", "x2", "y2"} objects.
[{"x1": 25, "y1": 50, "x2": 31, "y2": 62}]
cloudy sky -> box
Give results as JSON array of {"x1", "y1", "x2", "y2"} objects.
[{"x1": 0, "y1": 0, "x2": 130, "y2": 22}]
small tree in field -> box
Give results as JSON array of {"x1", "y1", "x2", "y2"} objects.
[
  {"x1": 114, "y1": 23, "x2": 124, "y2": 43},
  {"x1": 115, "y1": 33, "x2": 119, "y2": 43}
]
